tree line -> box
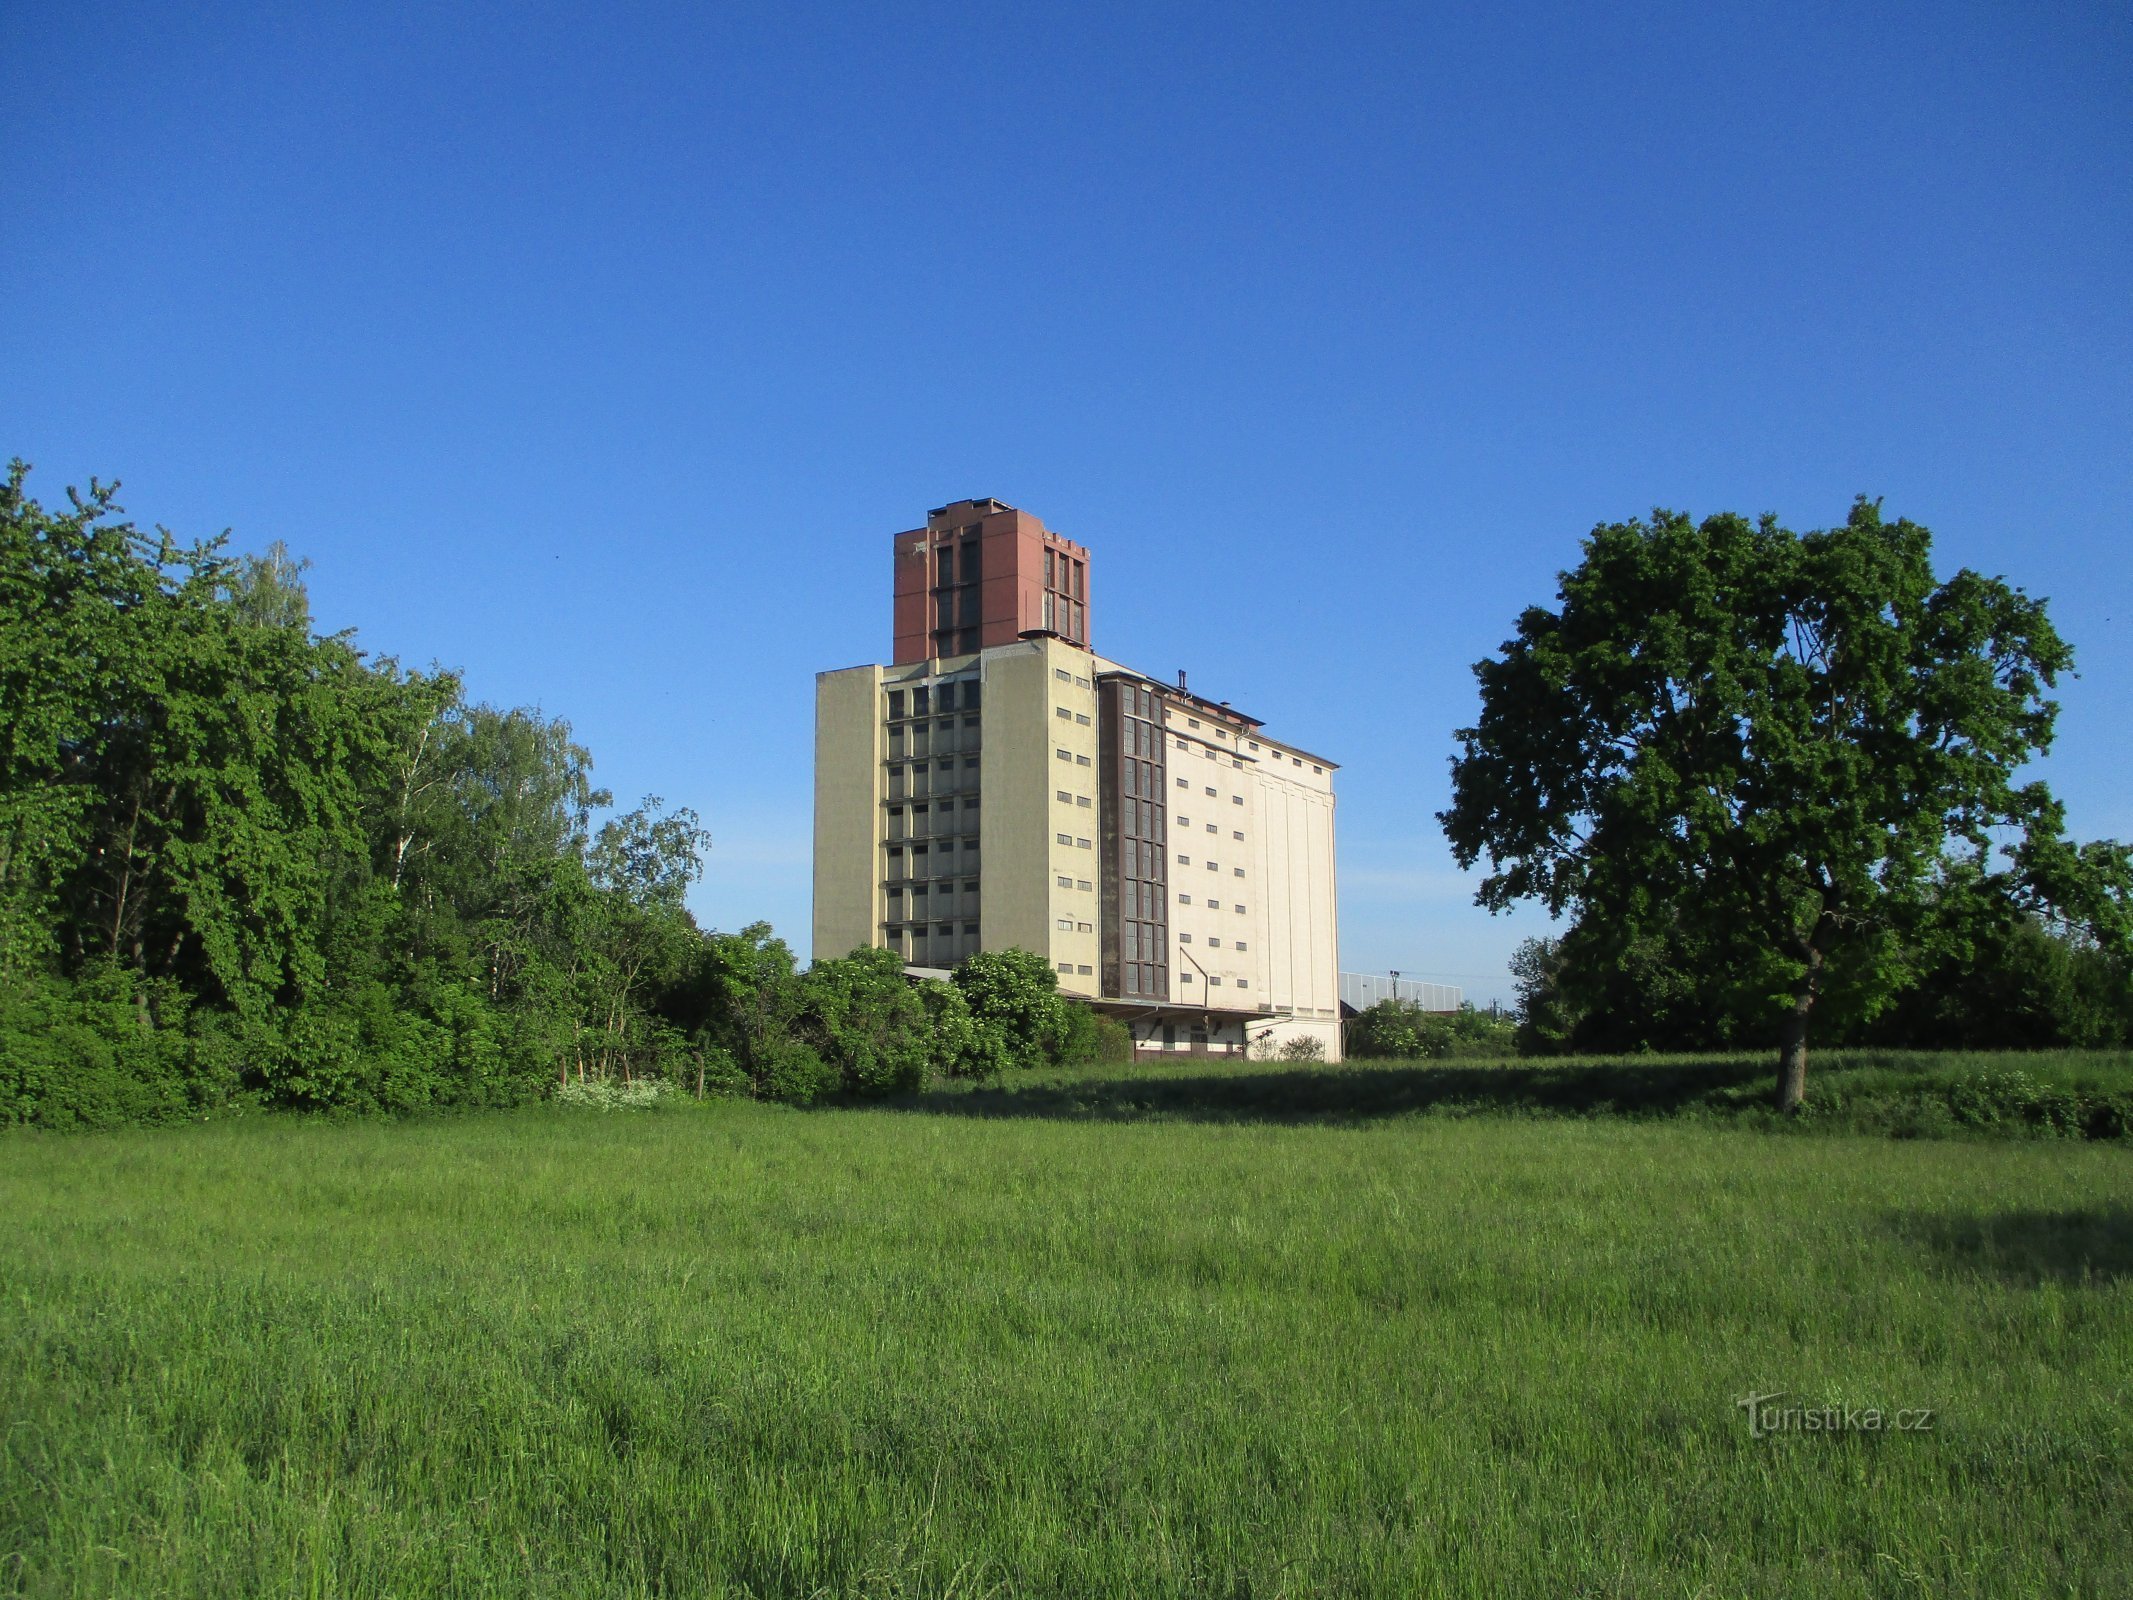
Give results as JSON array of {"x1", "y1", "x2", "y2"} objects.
[{"x1": 0, "y1": 463, "x2": 1122, "y2": 1128}]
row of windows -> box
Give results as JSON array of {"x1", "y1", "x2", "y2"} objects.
[
  {"x1": 1178, "y1": 894, "x2": 1248, "y2": 912},
  {"x1": 1122, "y1": 755, "x2": 1160, "y2": 799},
  {"x1": 1176, "y1": 816, "x2": 1245, "y2": 841},
  {"x1": 1177, "y1": 854, "x2": 1246, "y2": 877},
  {"x1": 1055, "y1": 833, "x2": 1093, "y2": 849},
  {"x1": 891, "y1": 925, "x2": 982, "y2": 966},
  {"x1": 1042, "y1": 591, "x2": 1086, "y2": 640},
  {"x1": 1172, "y1": 779, "x2": 1245, "y2": 806},
  {"x1": 1120, "y1": 838, "x2": 1163, "y2": 884},
  {"x1": 887, "y1": 681, "x2": 980, "y2": 720},
  {"x1": 1055, "y1": 961, "x2": 1094, "y2": 976},
  {"x1": 886, "y1": 801, "x2": 979, "y2": 840},
  {"x1": 1177, "y1": 934, "x2": 1248, "y2": 950},
  {"x1": 1120, "y1": 962, "x2": 1167, "y2": 998},
  {"x1": 1182, "y1": 724, "x2": 1325, "y2": 775},
  {"x1": 1054, "y1": 706, "x2": 1092, "y2": 725},
  {"x1": 1054, "y1": 874, "x2": 1094, "y2": 891},
  {"x1": 888, "y1": 718, "x2": 980, "y2": 758},
  {"x1": 885, "y1": 841, "x2": 979, "y2": 879},
  {"x1": 1179, "y1": 973, "x2": 1248, "y2": 988},
  {"x1": 1120, "y1": 797, "x2": 1164, "y2": 849},
  {"x1": 1052, "y1": 667, "x2": 1092, "y2": 689},
  {"x1": 1122, "y1": 920, "x2": 1165, "y2": 963},
  {"x1": 1054, "y1": 918, "x2": 1095, "y2": 933},
  {"x1": 1055, "y1": 748, "x2": 1092, "y2": 766},
  {"x1": 1054, "y1": 789, "x2": 1093, "y2": 808},
  {"x1": 889, "y1": 760, "x2": 978, "y2": 797},
  {"x1": 933, "y1": 538, "x2": 982, "y2": 589},
  {"x1": 887, "y1": 884, "x2": 979, "y2": 915},
  {"x1": 1042, "y1": 548, "x2": 1086, "y2": 600}
]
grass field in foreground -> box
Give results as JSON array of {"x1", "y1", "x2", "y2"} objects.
[{"x1": 3, "y1": 1077, "x2": 2130, "y2": 1597}]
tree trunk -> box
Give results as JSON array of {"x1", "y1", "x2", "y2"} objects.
[{"x1": 1776, "y1": 945, "x2": 1823, "y2": 1113}]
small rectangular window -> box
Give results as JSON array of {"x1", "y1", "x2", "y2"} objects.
[
  {"x1": 1181, "y1": 972, "x2": 1194, "y2": 983},
  {"x1": 1077, "y1": 795, "x2": 1091, "y2": 807},
  {"x1": 1057, "y1": 749, "x2": 1071, "y2": 761},
  {"x1": 1205, "y1": 823, "x2": 1216, "y2": 834},
  {"x1": 1076, "y1": 837, "x2": 1091, "y2": 850},
  {"x1": 1075, "y1": 964, "x2": 1091, "y2": 975},
  {"x1": 1232, "y1": 795, "x2": 1243, "y2": 805},
  {"x1": 1234, "y1": 868, "x2": 1245, "y2": 877},
  {"x1": 1057, "y1": 917, "x2": 1074, "y2": 930},
  {"x1": 1057, "y1": 961, "x2": 1073, "y2": 973},
  {"x1": 887, "y1": 690, "x2": 905, "y2": 718},
  {"x1": 1188, "y1": 718, "x2": 1200, "y2": 728},
  {"x1": 1232, "y1": 830, "x2": 1244, "y2": 840},
  {"x1": 1056, "y1": 706, "x2": 1072, "y2": 719},
  {"x1": 1176, "y1": 777, "x2": 1188, "y2": 788},
  {"x1": 1057, "y1": 874, "x2": 1073, "y2": 888},
  {"x1": 914, "y1": 687, "x2": 930, "y2": 715},
  {"x1": 1076, "y1": 921, "x2": 1092, "y2": 933},
  {"x1": 1076, "y1": 754, "x2": 1090, "y2": 766},
  {"x1": 1237, "y1": 978, "x2": 1249, "y2": 989},
  {"x1": 1179, "y1": 932, "x2": 1192, "y2": 943},
  {"x1": 1177, "y1": 815, "x2": 1190, "y2": 826},
  {"x1": 1057, "y1": 789, "x2": 1072, "y2": 802},
  {"x1": 1057, "y1": 832, "x2": 1073, "y2": 845},
  {"x1": 1208, "y1": 938, "x2": 1221, "y2": 949},
  {"x1": 1178, "y1": 854, "x2": 1190, "y2": 865},
  {"x1": 1054, "y1": 668, "x2": 1072, "y2": 681},
  {"x1": 1235, "y1": 941, "x2": 1248, "y2": 952},
  {"x1": 1178, "y1": 893, "x2": 1191, "y2": 904},
  {"x1": 1206, "y1": 861, "x2": 1218, "y2": 872},
  {"x1": 1075, "y1": 713, "x2": 1090, "y2": 725},
  {"x1": 1208, "y1": 976, "x2": 1222, "y2": 987},
  {"x1": 1205, "y1": 787, "x2": 1216, "y2": 796}
]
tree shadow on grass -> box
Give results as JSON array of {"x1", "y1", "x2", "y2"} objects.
[
  {"x1": 1889, "y1": 1205, "x2": 2133, "y2": 1287},
  {"x1": 875, "y1": 1058, "x2": 1779, "y2": 1126}
]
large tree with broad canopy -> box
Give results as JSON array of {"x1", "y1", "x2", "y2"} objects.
[{"x1": 1439, "y1": 498, "x2": 2130, "y2": 1110}]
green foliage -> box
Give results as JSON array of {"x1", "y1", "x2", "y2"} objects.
[
  {"x1": 0, "y1": 461, "x2": 724, "y2": 1127},
  {"x1": 796, "y1": 945, "x2": 934, "y2": 1096},
  {"x1": 952, "y1": 947, "x2": 1071, "y2": 1072},
  {"x1": 1443, "y1": 499, "x2": 2131, "y2": 1105},
  {"x1": 1345, "y1": 1000, "x2": 1518, "y2": 1061}
]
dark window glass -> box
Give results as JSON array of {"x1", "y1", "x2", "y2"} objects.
[
  {"x1": 914, "y1": 686, "x2": 930, "y2": 715},
  {"x1": 887, "y1": 690, "x2": 905, "y2": 719}
]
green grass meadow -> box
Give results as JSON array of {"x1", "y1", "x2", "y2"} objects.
[{"x1": 4, "y1": 1055, "x2": 2131, "y2": 1597}]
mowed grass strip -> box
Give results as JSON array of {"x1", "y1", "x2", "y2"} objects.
[{"x1": 2, "y1": 1091, "x2": 2129, "y2": 1598}]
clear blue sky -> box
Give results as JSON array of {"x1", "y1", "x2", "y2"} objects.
[{"x1": 7, "y1": 2, "x2": 2128, "y2": 1005}]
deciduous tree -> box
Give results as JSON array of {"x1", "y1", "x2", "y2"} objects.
[{"x1": 1441, "y1": 499, "x2": 2128, "y2": 1109}]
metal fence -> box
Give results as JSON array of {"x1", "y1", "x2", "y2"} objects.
[{"x1": 1339, "y1": 972, "x2": 1462, "y2": 1014}]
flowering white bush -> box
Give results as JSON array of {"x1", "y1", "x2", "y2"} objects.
[{"x1": 553, "y1": 1078, "x2": 677, "y2": 1111}]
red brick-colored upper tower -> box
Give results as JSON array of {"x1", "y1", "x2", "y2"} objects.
[{"x1": 891, "y1": 498, "x2": 1090, "y2": 664}]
